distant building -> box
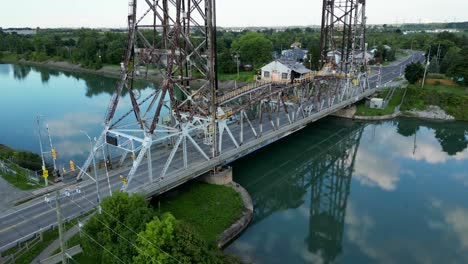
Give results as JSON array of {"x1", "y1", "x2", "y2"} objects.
[
  {"x1": 261, "y1": 59, "x2": 312, "y2": 82},
  {"x1": 326, "y1": 50, "x2": 342, "y2": 65},
  {"x1": 291, "y1": 42, "x2": 302, "y2": 49},
  {"x1": 2, "y1": 28, "x2": 37, "y2": 35},
  {"x1": 281, "y1": 48, "x2": 308, "y2": 63},
  {"x1": 353, "y1": 51, "x2": 374, "y2": 64}
]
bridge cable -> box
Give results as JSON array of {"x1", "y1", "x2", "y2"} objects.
[{"x1": 79, "y1": 229, "x2": 126, "y2": 264}]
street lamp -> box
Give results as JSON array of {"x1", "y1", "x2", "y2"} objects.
[
  {"x1": 232, "y1": 53, "x2": 240, "y2": 79},
  {"x1": 36, "y1": 115, "x2": 48, "y2": 187},
  {"x1": 80, "y1": 130, "x2": 101, "y2": 213}
]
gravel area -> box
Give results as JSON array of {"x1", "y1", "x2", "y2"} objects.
[
  {"x1": 0, "y1": 176, "x2": 32, "y2": 211},
  {"x1": 407, "y1": 105, "x2": 455, "y2": 121}
]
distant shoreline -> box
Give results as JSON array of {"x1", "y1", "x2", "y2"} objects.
[
  {"x1": 8, "y1": 59, "x2": 165, "y2": 83},
  {"x1": 1, "y1": 59, "x2": 244, "y2": 90}
]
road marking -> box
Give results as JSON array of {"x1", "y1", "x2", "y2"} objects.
[{"x1": 0, "y1": 207, "x2": 56, "y2": 234}]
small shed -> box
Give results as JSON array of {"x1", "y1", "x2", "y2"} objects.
[{"x1": 370, "y1": 98, "x2": 384, "y2": 109}]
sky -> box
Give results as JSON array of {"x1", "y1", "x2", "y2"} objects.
[{"x1": 0, "y1": 0, "x2": 467, "y2": 28}]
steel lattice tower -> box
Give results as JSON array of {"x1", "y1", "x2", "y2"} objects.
[
  {"x1": 320, "y1": 0, "x2": 367, "y2": 74},
  {"x1": 77, "y1": 0, "x2": 219, "y2": 189}
]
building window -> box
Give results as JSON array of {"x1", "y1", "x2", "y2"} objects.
[
  {"x1": 264, "y1": 71, "x2": 270, "y2": 78},
  {"x1": 282, "y1": 73, "x2": 288, "y2": 79}
]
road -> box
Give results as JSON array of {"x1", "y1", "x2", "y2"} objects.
[{"x1": 0, "y1": 50, "x2": 424, "y2": 253}]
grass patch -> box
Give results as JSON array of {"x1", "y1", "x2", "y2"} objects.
[
  {"x1": 3, "y1": 228, "x2": 60, "y2": 264},
  {"x1": 396, "y1": 50, "x2": 409, "y2": 59},
  {"x1": 154, "y1": 181, "x2": 244, "y2": 244},
  {"x1": 356, "y1": 88, "x2": 405, "y2": 116},
  {"x1": 218, "y1": 71, "x2": 256, "y2": 82},
  {"x1": 0, "y1": 52, "x2": 19, "y2": 63},
  {"x1": 0, "y1": 161, "x2": 42, "y2": 190},
  {"x1": 401, "y1": 84, "x2": 468, "y2": 121},
  {"x1": 421, "y1": 84, "x2": 468, "y2": 96}
]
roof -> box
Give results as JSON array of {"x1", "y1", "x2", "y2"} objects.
[
  {"x1": 279, "y1": 59, "x2": 311, "y2": 74},
  {"x1": 281, "y1": 48, "x2": 308, "y2": 61},
  {"x1": 261, "y1": 59, "x2": 312, "y2": 75},
  {"x1": 291, "y1": 42, "x2": 302, "y2": 48},
  {"x1": 353, "y1": 51, "x2": 374, "y2": 60}
]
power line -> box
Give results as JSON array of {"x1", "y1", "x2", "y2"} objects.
[
  {"x1": 79, "y1": 195, "x2": 182, "y2": 264},
  {"x1": 66, "y1": 254, "x2": 81, "y2": 264},
  {"x1": 79, "y1": 229, "x2": 126, "y2": 264},
  {"x1": 70, "y1": 199, "x2": 163, "y2": 264}
]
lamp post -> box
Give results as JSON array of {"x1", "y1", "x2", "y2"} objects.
[
  {"x1": 36, "y1": 115, "x2": 47, "y2": 186},
  {"x1": 235, "y1": 54, "x2": 240, "y2": 80},
  {"x1": 80, "y1": 130, "x2": 101, "y2": 213}
]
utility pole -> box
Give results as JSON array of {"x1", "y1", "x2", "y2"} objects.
[
  {"x1": 422, "y1": 45, "x2": 431, "y2": 88},
  {"x1": 56, "y1": 192, "x2": 66, "y2": 264},
  {"x1": 45, "y1": 187, "x2": 82, "y2": 264},
  {"x1": 46, "y1": 124, "x2": 58, "y2": 181},
  {"x1": 235, "y1": 54, "x2": 240, "y2": 80},
  {"x1": 101, "y1": 146, "x2": 113, "y2": 197},
  {"x1": 81, "y1": 130, "x2": 101, "y2": 213},
  {"x1": 36, "y1": 116, "x2": 48, "y2": 187},
  {"x1": 378, "y1": 65, "x2": 382, "y2": 88}
]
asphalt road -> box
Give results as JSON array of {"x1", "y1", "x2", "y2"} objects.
[{"x1": 0, "y1": 51, "x2": 424, "y2": 252}]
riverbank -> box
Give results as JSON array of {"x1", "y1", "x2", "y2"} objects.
[
  {"x1": 348, "y1": 83, "x2": 468, "y2": 122},
  {"x1": 154, "y1": 181, "x2": 246, "y2": 246},
  {"x1": 218, "y1": 182, "x2": 253, "y2": 248},
  {"x1": 1, "y1": 58, "x2": 248, "y2": 90}
]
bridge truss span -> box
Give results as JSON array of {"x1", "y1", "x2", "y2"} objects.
[{"x1": 77, "y1": 0, "x2": 372, "y2": 196}]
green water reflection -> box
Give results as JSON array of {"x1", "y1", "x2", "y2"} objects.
[
  {"x1": 226, "y1": 118, "x2": 468, "y2": 263},
  {"x1": 0, "y1": 63, "x2": 156, "y2": 166}
]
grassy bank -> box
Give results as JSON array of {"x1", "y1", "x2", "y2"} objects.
[
  {"x1": 0, "y1": 161, "x2": 42, "y2": 190},
  {"x1": 154, "y1": 181, "x2": 244, "y2": 244},
  {"x1": 0, "y1": 144, "x2": 44, "y2": 190},
  {"x1": 401, "y1": 84, "x2": 468, "y2": 121},
  {"x1": 67, "y1": 182, "x2": 243, "y2": 262},
  {"x1": 218, "y1": 71, "x2": 256, "y2": 82},
  {"x1": 356, "y1": 87, "x2": 405, "y2": 116},
  {"x1": 0, "y1": 52, "x2": 19, "y2": 63}
]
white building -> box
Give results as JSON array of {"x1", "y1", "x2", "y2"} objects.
[
  {"x1": 353, "y1": 51, "x2": 374, "y2": 64},
  {"x1": 261, "y1": 60, "x2": 312, "y2": 82}
]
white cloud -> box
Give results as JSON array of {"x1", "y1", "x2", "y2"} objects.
[
  {"x1": 354, "y1": 148, "x2": 400, "y2": 191},
  {"x1": 443, "y1": 208, "x2": 468, "y2": 250},
  {"x1": 47, "y1": 112, "x2": 102, "y2": 138}
]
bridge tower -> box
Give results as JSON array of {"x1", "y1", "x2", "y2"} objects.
[
  {"x1": 77, "y1": 0, "x2": 219, "y2": 190},
  {"x1": 306, "y1": 126, "x2": 363, "y2": 262},
  {"x1": 320, "y1": 0, "x2": 367, "y2": 74}
]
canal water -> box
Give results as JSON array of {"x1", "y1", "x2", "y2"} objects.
[
  {"x1": 0, "y1": 63, "x2": 157, "y2": 168},
  {"x1": 1, "y1": 63, "x2": 467, "y2": 262},
  {"x1": 226, "y1": 117, "x2": 468, "y2": 263}
]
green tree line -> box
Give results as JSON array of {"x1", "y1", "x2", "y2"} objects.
[{"x1": 1, "y1": 27, "x2": 467, "y2": 82}]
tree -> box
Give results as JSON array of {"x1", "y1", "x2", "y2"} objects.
[
  {"x1": 440, "y1": 46, "x2": 460, "y2": 74},
  {"x1": 232, "y1": 32, "x2": 273, "y2": 68},
  {"x1": 82, "y1": 191, "x2": 154, "y2": 264},
  {"x1": 133, "y1": 213, "x2": 177, "y2": 264},
  {"x1": 218, "y1": 51, "x2": 237, "y2": 74},
  {"x1": 405, "y1": 62, "x2": 425, "y2": 84},
  {"x1": 133, "y1": 214, "x2": 241, "y2": 264},
  {"x1": 447, "y1": 46, "x2": 468, "y2": 85}
]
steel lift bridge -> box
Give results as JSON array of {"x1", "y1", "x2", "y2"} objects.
[{"x1": 77, "y1": 0, "x2": 370, "y2": 196}]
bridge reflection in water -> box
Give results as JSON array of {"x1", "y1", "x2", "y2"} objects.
[{"x1": 229, "y1": 118, "x2": 363, "y2": 263}]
